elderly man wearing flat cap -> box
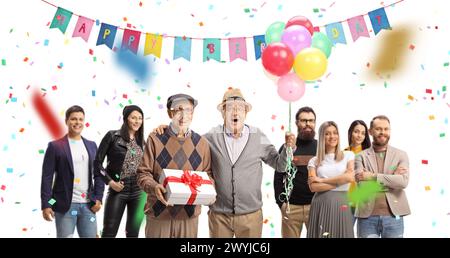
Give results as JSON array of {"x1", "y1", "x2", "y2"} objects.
[
  {"x1": 153, "y1": 88, "x2": 296, "y2": 237},
  {"x1": 137, "y1": 93, "x2": 212, "y2": 238}
]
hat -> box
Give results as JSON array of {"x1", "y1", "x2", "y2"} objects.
[
  {"x1": 216, "y1": 88, "x2": 252, "y2": 112},
  {"x1": 123, "y1": 105, "x2": 144, "y2": 120},
  {"x1": 166, "y1": 93, "x2": 198, "y2": 110}
]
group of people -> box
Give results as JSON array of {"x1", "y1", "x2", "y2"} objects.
[{"x1": 40, "y1": 87, "x2": 410, "y2": 238}]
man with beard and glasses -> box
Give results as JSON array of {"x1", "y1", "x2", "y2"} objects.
[
  {"x1": 355, "y1": 115, "x2": 410, "y2": 238},
  {"x1": 274, "y1": 106, "x2": 317, "y2": 238}
]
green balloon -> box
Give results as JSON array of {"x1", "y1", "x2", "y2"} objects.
[
  {"x1": 265, "y1": 21, "x2": 285, "y2": 44},
  {"x1": 311, "y1": 32, "x2": 332, "y2": 58}
]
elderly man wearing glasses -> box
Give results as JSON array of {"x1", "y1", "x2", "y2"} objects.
[{"x1": 137, "y1": 93, "x2": 212, "y2": 238}]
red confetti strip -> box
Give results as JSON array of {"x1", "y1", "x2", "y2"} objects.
[{"x1": 31, "y1": 89, "x2": 65, "y2": 139}]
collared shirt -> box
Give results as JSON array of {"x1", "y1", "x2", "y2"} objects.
[
  {"x1": 224, "y1": 125, "x2": 250, "y2": 164},
  {"x1": 169, "y1": 122, "x2": 191, "y2": 138}
]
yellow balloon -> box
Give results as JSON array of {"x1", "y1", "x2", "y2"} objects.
[{"x1": 293, "y1": 48, "x2": 328, "y2": 81}]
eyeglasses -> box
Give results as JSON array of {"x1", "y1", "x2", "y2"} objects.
[
  {"x1": 297, "y1": 119, "x2": 315, "y2": 124},
  {"x1": 171, "y1": 107, "x2": 193, "y2": 115},
  {"x1": 224, "y1": 104, "x2": 246, "y2": 112}
]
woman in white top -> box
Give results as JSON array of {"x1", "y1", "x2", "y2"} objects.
[{"x1": 306, "y1": 121, "x2": 355, "y2": 238}]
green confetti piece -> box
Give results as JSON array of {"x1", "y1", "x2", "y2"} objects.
[
  {"x1": 313, "y1": 8, "x2": 319, "y2": 13},
  {"x1": 9, "y1": 28, "x2": 14, "y2": 33},
  {"x1": 119, "y1": 103, "x2": 124, "y2": 108},
  {"x1": 39, "y1": 149, "x2": 45, "y2": 154},
  {"x1": 440, "y1": 133, "x2": 445, "y2": 137},
  {"x1": 115, "y1": 174, "x2": 120, "y2": 179},
  {"x1": 244, "y1": 8, "x2": 250, "y2": 13},
  {"x1": 128, "y1": 99, "x2": 132, "y2": 104},
  {"x1": 384, "y1": 81, "x2": 388, "y2": 88},
  {"x1": 389, "y1": 165, "x2": 397, "y2": 171},
  {"x1": 1, "y1": 59, "x2": 6, "y2": 66},
  {"x1": 15, "y1": 202, "x2": 21, "y2": 204},
  {"x1": 270, "y1": 223, "x2": 274, "y2": 228},
  {"x1": 360, "y1": 83, "x2": 365, "y2": 87},
  {"x1": 265, "y1": 182, "x2": 271, "y2": 186},
  {"x1": 93, "y1": 56, "x2": 97, "y2": 62},
  {"x1": 130, "y1": 150, "x2": 136, "y2": 155},
  {"x1": 444, "y1": 62, "x2": 449, "y2": 67},
  {"x1": 443, "y1": 86, "x2": 447, "y2": 92},
  {"x1": 134, "y1": 79, "x2": 140, "y2": 83},
  {"x1": 348, "y1": 181, "x2": 384, "y2": 205},
  {"x1": 441, "y1": 189, "x2": 445, "y2": 195},
  {"x1": 157, "y1": 96, "x2": 161, "y2": 101},
  {"x1": 48, "y1": 198, "x2": 56, "y2": 205}
]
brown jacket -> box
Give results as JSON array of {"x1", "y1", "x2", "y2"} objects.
[{"x1": 355, "y1": 145, "x2": 411, "y2": 218}]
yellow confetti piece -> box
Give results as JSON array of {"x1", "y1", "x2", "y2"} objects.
[
  {"x1": 407, "y1": 95, "x2": 414, "y2": 101},
  {"x1": 429, "y1": 115, "x2": 435, "y2": 120},
  {"x1": 425, "y1": 186, "x2": 431, "y2": 191},
  {"x1": 64, "y1": 38, "x2": 70, "y2": 45},
  {"x1": 74, "y1": 178, "x2": 80, "y2": 184}
]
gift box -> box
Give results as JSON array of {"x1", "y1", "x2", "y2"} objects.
[{"x1": 159, "y1": 169, "x2": 216, "y2": 205}]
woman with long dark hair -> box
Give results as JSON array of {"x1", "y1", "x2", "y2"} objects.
[{"x1": 94, "y1": 105, "x2": 145, "y2": 237}]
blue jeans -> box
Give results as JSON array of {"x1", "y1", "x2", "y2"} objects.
[
  {"x1": 55, "y1": 203, "x2": 97, "y2": 238},
  {"x1": 357, "y1": 215, "x2": 404, "y2": 238}
]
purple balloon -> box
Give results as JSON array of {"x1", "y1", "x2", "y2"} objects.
[
  {"x1": 281, "y1": 25, "x2": 312, "y2": 55},
  {"x1": 277, "y1": 73, "x2": 305, "y2": 102}
]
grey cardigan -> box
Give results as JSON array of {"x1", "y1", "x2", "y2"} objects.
[{"x1": 204, "y1": 125, "x2": 287, "y2": 215}]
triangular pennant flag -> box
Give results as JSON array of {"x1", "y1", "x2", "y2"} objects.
[
  {"x1": 325, "y1": 22, "x2": 347, "y2": 45},
  {"x1": 253, "y1": 35, "x2": 266, "y2": 60},
  {"x1": 348, "y1": 15, "x2": 370, "y2": 42},
  {"x1": 203, "y1": 38, "x2": 221, "y2": 62},
  {"x1": 173, "y1": 36, "x2": 192, "y2": 61},
  {"x1": 144, "y1": 33, "x2": 163, "y2": 57},
  {"x1": 229, "y1": 38, "x2": 247, "y2": 62},
  {"x1": 96, "y1": 23, "x2": 117, "y2": 49},
  {"x1": 369, "y1": 7, "x2": 391, "y2": 35},
  {"x1": 122, "y1": 29, "x2": 141, "y2": 54},
  {"x1": 50, "y1": 7, "x2": 73, "y2": 34},
  {"x1": 72, "y1": 16, "x2": 94, "y2": 42}
]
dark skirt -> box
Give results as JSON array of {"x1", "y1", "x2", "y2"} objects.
[{"x1": 307, "y1": 191, "x2": 354, "y2": 238}]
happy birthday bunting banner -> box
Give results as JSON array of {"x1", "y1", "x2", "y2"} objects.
[
  {"x1": 325, "y1": 22, "x2": 347, "y2": 45},
  {"x1": 203, "y1": 38, "x2": 221, "y2": 62},
  {"x1": 253, "y1": 35, "x2": 266, "y2": 60},
  {"x1": 122, "y1": 29, "x2": 141, "y2": 54},
  {"x1": 229, "y1": 37, "x2": 247, "y2": 62},
  {"x1": 72, "y1": 16, "x2": 94, "y2": 42},
  {"x1": 50, "y1": 7, "x2": 72, "y2": 34},
  {"x1": 348, "y1": 15, "x2": 370, "y2": 42},
  {"x1": 369, "y1": 7, "x2": 391, "y2": 35},
  {"x1": 144, "y1": 33, "x2": 163, "y2": 57},
  {"x1": 173, "y1": 36, "x2": 192, "y2": 61},
  {"x1": 96, "y1": 23, "x2": 117, "y2": 49}
]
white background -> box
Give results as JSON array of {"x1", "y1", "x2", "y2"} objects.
[{"x1": 0, "y1": 0, "x2": 449, "y2": 237}]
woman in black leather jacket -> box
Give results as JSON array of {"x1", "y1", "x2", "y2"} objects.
[{"x1": 94, "y1": 105, "x2": 145, "y2": 237}]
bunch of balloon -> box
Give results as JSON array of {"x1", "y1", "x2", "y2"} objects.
[{"x1": 261, "y1": 16, "x2": 332, "y2": 212}]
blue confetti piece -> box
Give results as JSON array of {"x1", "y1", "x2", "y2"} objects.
[
  {"x1": 96, "y1": 19, "x2": 100, "y2": 26},
  {"x1": 432, "y1": 221, "x2": 436, "y2": 227},
  {"x1": 11, "y1": 134, "x2": 16, "y2": 140},
  {"x1": 445, "y1": 118, "x2": 448, "y2": 124},
  {"x1": 71, "y1": 210, "x2": 77, "y2": 216},
  {"x1": 32, "y1": 208, "x2": 38, "y2": 212},
  {"x1": 421, "y1": 64, "x2": 425, "y2": 70},
  {"x1": 90, "y1": 217, "x2": 96, "y2": 222},
  {"x1": 208, "y1": 4, "x2": 214, "y2": 10},
  {"x1": 277, "y1": 4, "x2": 283, "y2": 10},
  {"x1": 92, "y1": 90, "x2": 96, "y2": 97},
  {"x1": 19, "y1": 173, "x2": 25, "y2": 177},
  {"x1": 11, "y1": 97, "x2": 17, "y2": 102},
  {"x1": 3, "y1": 145, "x2": 8, "y2": 151},
  {"x1": 395, "y1": 215, "x2": 400, "y2": 220},
  {"x1": 44, "y1": 39, "x2": 49, "y2": 46},
  {"x1": 441, "y1": 189, "x2": 445, "y2": 195},
  {"x1": 6, "y1": 168, "x2": 13, "y2": 173}
]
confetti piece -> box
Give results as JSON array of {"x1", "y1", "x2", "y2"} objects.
[
  {"x1": 48, "y1": 198, "x2": 56, "y2": 205},
  {"x1": 422, "y1": 160, "x2": 428, "y2": 164},
  {"x1": 165, "y1": 58, "x2": 170, "y2": 64},
  {"x1": 90, "y1": 217, "x2": 96, "y2": 222},
  {"x1": 1, "y1": 185, "x2": 6, "y2": 191},
  {"x1": 395, "y1": 215, "x2": 400, "y2": 220},
  {"x1": 74, "y1": 178, "x2": 80, "y2": 184},
  {"x1": 19, "y1": 128, "x2": 25, "y2": 133},
  {"x1": 208, "y1": 4, "x2": 214, "y2": 10},
  {"x1": 263, "y1": 219, "x2": 269, "y2": 224},
  {"x1": 432, "y1": 221, "x2": 436, "y2": 227},
  {"x1": 444, "y1": 62, "x2": 449, "y2": 67},
  {"x1": 123, "y1": 94, "x2": 128, "y2": 99},
  {"x1": 91, "y1": 90, "x2": 96, "y2": 97},
  {"x1": 44, "y1": 39, "x2": 49, "y2": 46},
  {"x1": 244, "y1": 8, "x2": 250, "y2": 13},
  {"x1": 277, "y1": 4, "x2": 283, "y2": 10},
  {"x1": 6, "y1": 168, "x2": 13, "y2": 173},
  {"x1": 39, "y1": 149, "x2": 44, "y2": 154},
  {"x1": 271, "y1": 115, "x2": 276, "y2": 120},
  {"x1": 22, "y1": 228, "x2": 27, "y2": 232},
  {"x1": 340, "y1": 205, "x2": 348, "y2": 211},
  {"x1": 425, "y1": 186, "x2": 431, "y2": 191},
  {"x1": 322, "y1": 232, "x2": 330, "y2": 237},
  {"x1": 425, "y1": 89, "x2": 432, "y2": 94},
  {"x1": 389, "y1": 165, "x2": 397, "y2": 171},
  {"x1": 115, "y1": 174, "x2": 120, "y2": 179},
  {"x1": 1, "y1": 59, "x2": 5, "y2": 66},
  {"x1": 429, "y1": 115, "x2": 435, "y2": 120},
  {"x1": 71, "y1": 210, "x2": 78, "y2": 216},
  {"x1": 313, "y1": 8, "x2": 319, "y2": 13},
  {"x1": 199, "y1": 22, "x2": 204, "y2": 26},
  {"x1": 407, "y1": 95, "x2": 414, "y2": 101},
  {"x1": 81, "y1": 193, "x2": 86, "y2": 198},
  {"x1": 89, "y1": 49, "x2": 94, "y2": 55},
  {"x1": 11, "y1": 97, "x2": 17, "y2": 102},
  {"x1": 85, "y1": 122, "x2": 90, "y2": 127},
  {"x1": 409, "y1": 44, "x2": 415, "y2": 50},
  {"x1": 52, "y1": 85, "x2": 57, "y2": 91},
  {"x1": 440, "y1": 133, "x2": 445, "y2": 137},
  {"x1": 265, "y1": 182, "x2": 271, "y2": 186}
]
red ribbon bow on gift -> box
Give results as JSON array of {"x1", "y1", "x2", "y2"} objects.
[{"x1": 163, "y1": 170, "x2": 212, "y2": 205}]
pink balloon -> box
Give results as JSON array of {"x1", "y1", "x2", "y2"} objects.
[
  {"x1": 281, "y1": 25, "x2": 312, "y2": 55},
  {"x1": 277, "y1": 73, "x2": 305, "y2": 102}
]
